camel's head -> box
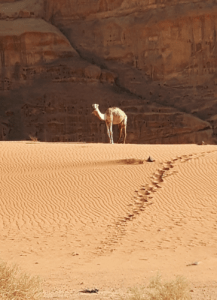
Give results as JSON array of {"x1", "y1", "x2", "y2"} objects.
[{"x1": 91, "y1": 104, "x2": 99, "y2": 114}]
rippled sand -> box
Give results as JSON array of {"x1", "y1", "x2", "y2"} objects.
[{"x1": 1, "y1": 142, "x2": 217, "y2": 299}]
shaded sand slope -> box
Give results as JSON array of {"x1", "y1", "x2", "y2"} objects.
[{"x1": 0, "y1": 142, "x2": 217, "y2": 299}]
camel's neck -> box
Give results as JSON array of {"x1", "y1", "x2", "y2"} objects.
[{"x1": 94, "y1": 109, "x2": 106, "y2": 121}]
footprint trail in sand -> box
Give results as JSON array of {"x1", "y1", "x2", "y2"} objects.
[{"x1": 99, "y1": 149, "x2": 217, "y2": 254}]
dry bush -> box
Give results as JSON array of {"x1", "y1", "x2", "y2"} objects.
[
  {"x1": 123, "y1": 287, "x2": 146, "y2": 300},
  {"x1": 0, "y1": 260, "x2": 42, "y2": 300},
  {"x1": 122, "y1": 274, "x2": 191, "y2": 300},
  {"x1": 146, "y1": 274, "x2": 191, "y2": 300}
]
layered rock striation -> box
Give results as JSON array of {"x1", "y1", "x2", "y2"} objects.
[{"x1": 0, "y1": 0, "x2": 216, "y2": 143}]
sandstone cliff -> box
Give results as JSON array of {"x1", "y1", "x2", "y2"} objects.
[{"x1": 0, "y1": 0, "x2": 215, "y2": 143}]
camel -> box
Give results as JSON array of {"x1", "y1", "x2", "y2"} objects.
[{"x1": 92, "y1": 104, "x2": 127, "y2": 144}]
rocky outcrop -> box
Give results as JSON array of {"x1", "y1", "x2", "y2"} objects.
[
  {"x1": 0, "y1": 73, "x2": 212, "y2": 143},
  {"x1": 0, "y1": 19, "x2": 78, "y2": 89},
  {"x1": 0, "y1": 0, "x2": 216, "y2": 143},
  {"x1": 45, "y1": 0, "x2": 217, "y2": 143}
]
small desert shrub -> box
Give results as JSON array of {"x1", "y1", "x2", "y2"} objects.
[
  {"x1": 122, "y1": 274, "x2": 191, "y2": 300},
  {"x1": 0, "y1": 260, "x2": 42, "y2": 300},
  {"x1": 146, "y1": 274, "x2": 191, "y2": 300},
  {"x1": 123, "y1": 287, "x2": 146, "y2": 300}
]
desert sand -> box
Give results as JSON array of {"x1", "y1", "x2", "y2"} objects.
[{"x1": 0, "y1": 141, "x2": 217, "y2": 299}]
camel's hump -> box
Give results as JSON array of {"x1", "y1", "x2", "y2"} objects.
[{"x1": 107, "y1": 107, "x2": 126, "y2": 115}]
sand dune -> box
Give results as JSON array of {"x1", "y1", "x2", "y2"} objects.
[{"x1": 0, "y1": 141, "x2": 217, "y2": 299}]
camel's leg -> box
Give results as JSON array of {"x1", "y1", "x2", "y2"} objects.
[
  {"x1": 123, "y1": 116, "x2": 127, "y2": 144},
  {"x1": 123, "y1": 126, "x2": 127, "y2": 144},
  {"x1": 117, "y1": 124, "x2": 123, "y2": 143},
  {"x1": 109, "y1": 123, "x2": 114, "y2": 144},
  {"x1": 106, "y1": 123, "x2": 112, "y2": 143}
]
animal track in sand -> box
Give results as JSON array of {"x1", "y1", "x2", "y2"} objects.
[{"x1": 97, "y1": 149, "x2": 217, "y2": 255}]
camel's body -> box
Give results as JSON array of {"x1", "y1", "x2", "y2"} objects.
[{"x1": 92, "y1": 104, "x2": 127, "y2": 144}]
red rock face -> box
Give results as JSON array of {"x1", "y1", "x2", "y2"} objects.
[
  {"x1": 0, "y1": 19, "x2": 78, "y2": 90},
  {"x1": 44, "y1": 0, "x2": 125, "y2": 21},
  {"x1": 0, "y1": 0, "x2": 216, "y2": 143}
]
